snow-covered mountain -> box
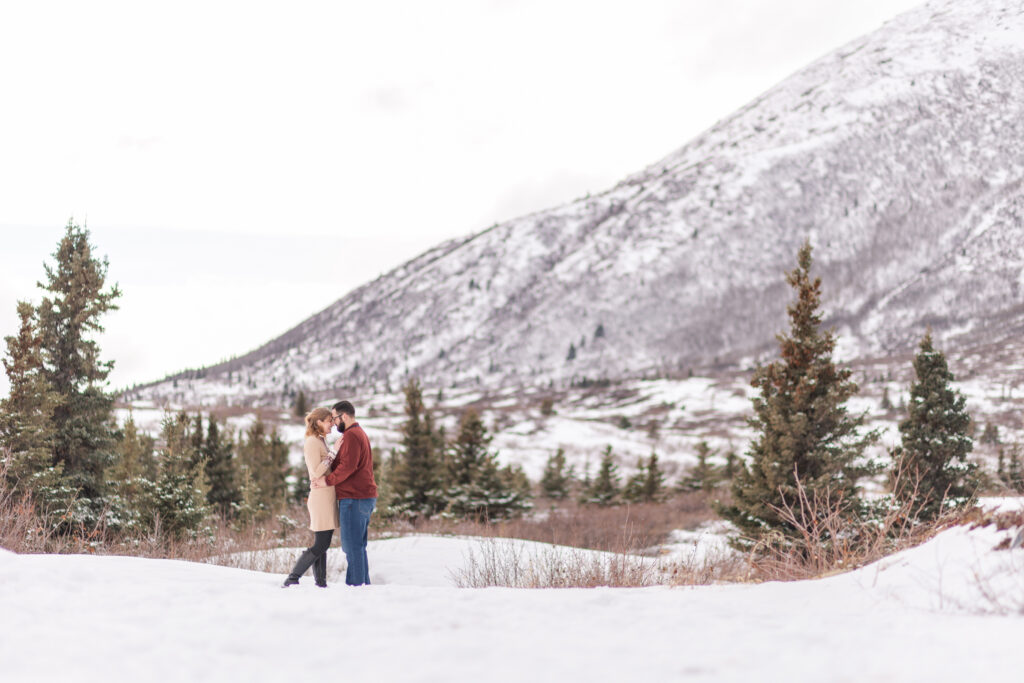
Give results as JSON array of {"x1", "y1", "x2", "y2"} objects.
[{"x1": 137, "y1": 0, "x2": 1024, "y2": 406}]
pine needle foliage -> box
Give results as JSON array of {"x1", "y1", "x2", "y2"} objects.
[
  {"x1": 678, "y1": 442, "x2": 720, "y2": 493},
  {"x1": 0, "y1": 302, "x2": 67, "y2": 513},
  {"x1": 390, "y1": 379, "x2": 447, "y2": 518},
  {"x1": 540, "y1": 448, "x2": 571, "y2": 500},
  {"x1": 719, "y1": 241, "x2": 879, "y2": 547},
  {"x1": 889, "y1": 332, "x2": 977, "y2": 520},
  {"x1": 582, "y1": 445, "x2": 621, "y2": 506},
  {"x1": 35, "y1": 221, "x2": 122, "y2": 518}
]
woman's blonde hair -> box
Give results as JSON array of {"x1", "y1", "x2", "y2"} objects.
[{"x1": 305, "y1": 407, "x2": 332, "y2": 438}]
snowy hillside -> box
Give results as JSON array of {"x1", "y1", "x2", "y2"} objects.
[
  {"x1": 132, "y1": 0, "x2": 1024, "y2": 409},
  {"x1": 2, "y1": 509, "x2": 1023, "y2": 682}
]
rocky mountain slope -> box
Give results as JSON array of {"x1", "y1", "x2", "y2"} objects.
[{"x1": 136, "y1": 0, "x2": 1024, "y2": 407}]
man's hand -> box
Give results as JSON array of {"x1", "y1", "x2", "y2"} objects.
[{"x1": 311, "y1": 477, "x2": 327, "y2": 489}]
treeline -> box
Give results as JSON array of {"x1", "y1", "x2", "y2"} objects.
[{"x1": 380, "y1": 380, "x2": 532, "y2": 521}]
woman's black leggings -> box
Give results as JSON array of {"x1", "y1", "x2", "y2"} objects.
[{"x1": 287, "y1": 530, "x2": 334, "y2": 582}]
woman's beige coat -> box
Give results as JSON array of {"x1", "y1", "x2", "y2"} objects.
[{"x1": 303, "y1": 436, "x2": 339, "y2": 531}]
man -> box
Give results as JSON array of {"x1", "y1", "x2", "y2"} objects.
[{"x1": 313, "y1": 400, "x2": 378, "y2": 586}]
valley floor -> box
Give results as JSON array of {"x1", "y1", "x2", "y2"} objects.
[{"x1": 2, "y1": 515, "x2": 1023, "y2": 683}]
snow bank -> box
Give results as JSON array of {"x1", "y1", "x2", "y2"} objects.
[{"x1": 2, "y1": 520, "x2": 1023, "y2": 682}]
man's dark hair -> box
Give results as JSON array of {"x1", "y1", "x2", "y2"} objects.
[{"x1": 333, "y1": 400, "x2": 355, "y2": 417}]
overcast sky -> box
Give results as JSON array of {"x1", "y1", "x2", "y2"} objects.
[{"x1": 0, "y1": 0, "x2": 924, "y2": 395}]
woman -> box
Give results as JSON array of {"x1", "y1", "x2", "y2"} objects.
[{"x1": 283, "y1": 407, "x2": 339, "y2": 588}]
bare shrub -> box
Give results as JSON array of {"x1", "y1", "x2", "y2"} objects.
[
  {"x1": 449, "y1": 493, "x2": 743, "y2": 588},
  {"x1": 0, "y1": 453, "x2": 88, "y2": 554},
  {"x1": 452, "y1": 538, "x2": 662, "y2": 588},
  {"x1": 741, "y1": 466, "x2": 964, "y2": 582}
]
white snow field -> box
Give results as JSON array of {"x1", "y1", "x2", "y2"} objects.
[{"x1": 2, "y1": 518, "x2": 1023, "y2": 683}]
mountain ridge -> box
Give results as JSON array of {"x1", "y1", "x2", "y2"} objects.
[{"x1": 134, "y1": 0, "x2": 1024, "y2": 406}]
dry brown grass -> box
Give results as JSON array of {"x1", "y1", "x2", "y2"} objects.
[
  {"x1": 376, "y1": 491, "x2": 722, "y2": 552},
  {"x1": 737, "y1": 467, "x2": 967, "y2": 582}
]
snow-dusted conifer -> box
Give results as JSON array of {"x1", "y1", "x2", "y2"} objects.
[
  {"x1": 719, "y1": 242, "x2": 878, "y2": 546},
  {"x1": 678, "y1": 442, "x2": 719, "y2": 493},
  {"x1": 0, "y1": 301, "x2": 72, "y2": 515},
  {"x1": 641, "y1": 452, "x2": 665, "y2": 502},
  {"x1": 582, "y1": 446, "x2": 620, "y2": 506},
  {"x1": 391, "y1": 379, "x2": 447, "y2": 518},
  {"x1": 890, "y1": 332, "x2": 977, "y2": 520},
  {"x1": 446, "y1": 408, "x2": 530, "y2": 520},
  {"x1": 35, "y1": 222, "x2": 122, "y2": 522},
  {"x1": 144, "y1": 413, "x2": 210, "y2": 539},
  {"x1": 622, "y1": 457, "x2": 647, "y2": 503},
  {"x1": 203, "y1": 417, "x2": 239, "y2": 516},
  {"x1": 540, "y1": 448, "x2": 570, "y2": 499}
]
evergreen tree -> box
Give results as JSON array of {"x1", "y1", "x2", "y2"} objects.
[
  {"x1": 266, "y1": 429, "x2": 290, "y2": 509},
  {"x1": 231, "y1": 462, "x2": 263, "y2": 525},
  {"x1": 104, "y1": 413, "x2": 157, "y2": 534},
  {"x1": 189, "y1": 413, "x2": 205, "y2": 468},
  {"x1": 501, "y1": 463, "x2": 533, "y2": 504},
  {"x1": 0, "y1": 302, "x2": 70, "y2": 514},
  {"x1": 143, "y1": 414, "x2": 210, "y2": 539},
  {"x1": 238, "y1": 417, "x2": 290, "y2": 513},
  {"x1": 1006, "y1": 446, "x2": 1024, "y2": 494},
  {"x1": 293, "y1": 390, "x2": 310, "y2": 418},
  {"x1": 722, "y1": 450, "x2": 738, "y2": 481},
  {"x1": 980, "y1": 422, "x2": 1000, "y2": 446},
  {"x1": 641, "y1": 452, "x2": 666, "y2": 502},
  {"x1": 445, "y1": 409, "x2": 530, "y2": 520},
  {"x1": 540, "y1": 448, "x2": 571, "y2": 500},
  {"x1": 582, "y1": 446, "x2": 620, "y2": 506},
  {"x1": 447, "y1": 408, "x2": 489, "y2": 487},
  {"x1": 679, "y1": 441, "x2": 719, "y2": 493},
  {"x1": 890, "y1": 333, "x2": 977, "y2": 520},
  {"x1": 622, "y1": 457, "x2": 647, "y2": 503},
  {"x1": 391, "y1": 379, "x2": 446, "y2": 517},
  {"x1": 35, "y1": 222, "x2": 122, "y2": 521},
  {"x1": 718, "y1": 242, "x2": 879, "y2": 546},
  {"x1": 203, "y1": 417, "x2": 239, "y2": 516}
]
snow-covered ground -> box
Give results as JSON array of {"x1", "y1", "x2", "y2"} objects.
[{"x1": 3, "y1": 506, "x2": 1023, "y2": 682}]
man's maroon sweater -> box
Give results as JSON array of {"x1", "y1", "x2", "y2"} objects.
[{"x1": 324, "y1": 422, "x2": 378, "y2": 499}]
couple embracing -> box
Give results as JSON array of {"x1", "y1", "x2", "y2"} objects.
[{"x1": 283, "y1": 400, "x2": 378, "y2": 588}]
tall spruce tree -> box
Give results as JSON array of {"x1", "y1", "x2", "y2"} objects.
[
  {"x1": 35, "y1": 221, "x2": 122, "y2": 520},
  {"x1": 719, "y1": 242, "x2": 878, "y2": 545},
  {"x1": 890, "y1": 332, "x2": 977, "y2": 520},
  {"x1": 0, "y1": 301, "x2": 73, "y2": 514},
  {"x1": 391, "y1": 379, "x2": 446, "y2": 517}
]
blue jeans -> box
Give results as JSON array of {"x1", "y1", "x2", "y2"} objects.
[{"x1": 338, "y1": 498, "x2": 376, "y2": 586}]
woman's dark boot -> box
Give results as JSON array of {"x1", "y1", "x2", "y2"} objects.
[
  {"x1": 313, "y1": 553, "x2": 328, "y2": 587},
  {"x1": 283, "y1": 549, "x2": 316, "y2": 587}
]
